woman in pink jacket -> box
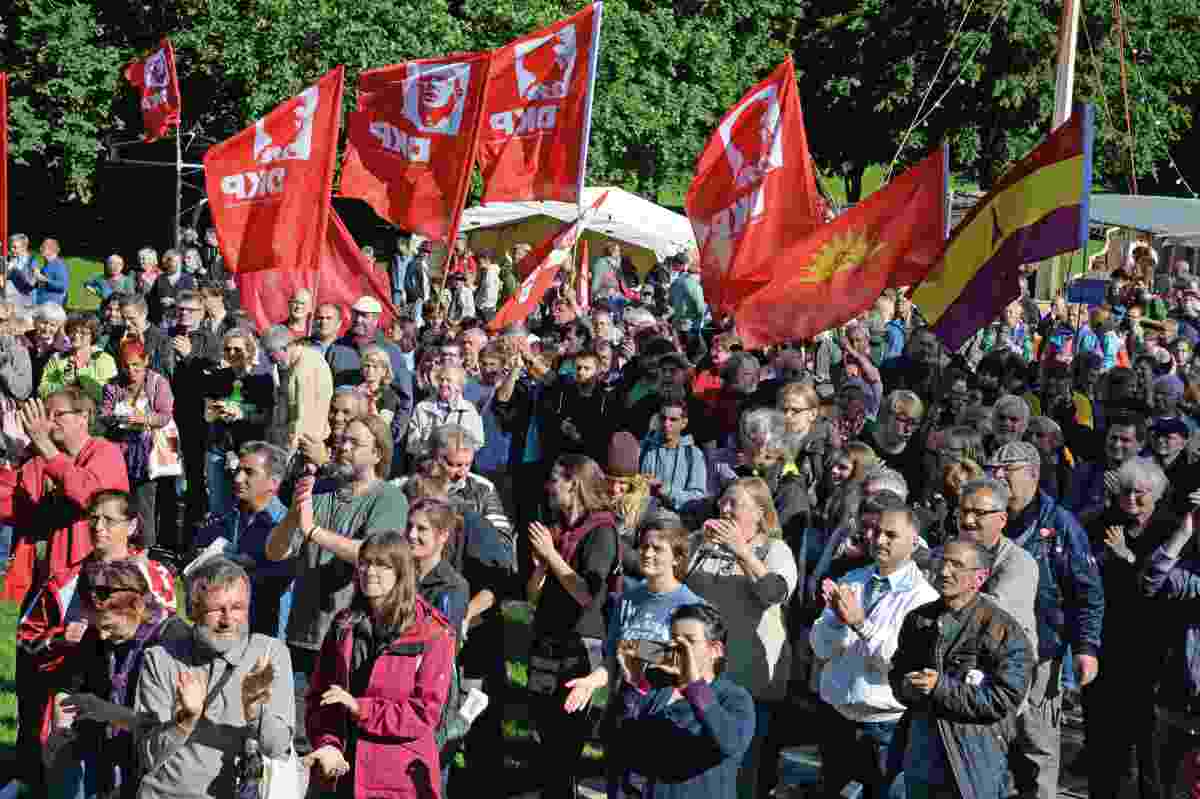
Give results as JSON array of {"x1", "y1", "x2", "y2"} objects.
[{"x1": 305, "y1": 529, "x2": 456, "y2": 799}]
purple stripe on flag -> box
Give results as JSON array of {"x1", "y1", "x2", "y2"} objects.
[{"x1": 931, "y1": 204, "x2": 1084, "y2": 352}]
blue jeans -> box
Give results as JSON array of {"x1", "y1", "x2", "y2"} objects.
[
  {"x1": 0, "y1": 523, "x2": 14, "y2": 567},
  {"x1": 205, "y1": 450, "x2": 236, "y2": 518}
]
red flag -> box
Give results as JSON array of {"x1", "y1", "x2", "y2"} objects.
[
  {"x1": 477, "y1": 3, "x2": 602, "y2": 204},
  {"x1": 204, "y1": 67, "x2": 343, "y2": 275},
  {"x1": 123, "y1": 38, "x2": 181, "y2": 142},
  {"x1": 1, "y1": 73, "x2": 7, "y2": 260},
  {"x1": 237, "y1": 209, "x2": 399, "y2": 333},
  {"x1": 341, "y1": 52, "x2": 491, "y2": 244},
  {"x1": 687, "y1": 57, "x2": 824, "y2": 318},
  {"x1": 734, "y1": 147, "x2": 948, "y2": 349},
  {"x1": 488, "y1": 191, "x2": 608, "y2": 332},
  {"x1": 577, "y1": 238, "x2": 590, "y2": 311}
]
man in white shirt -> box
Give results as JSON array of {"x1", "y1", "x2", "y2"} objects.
[{"x1": 811, "y1": 499, "x2": 939, "y2": 799}]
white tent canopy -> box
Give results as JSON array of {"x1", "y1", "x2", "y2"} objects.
[{"x1": 459, "y1": 186, "x2": 696, "y2": 261}]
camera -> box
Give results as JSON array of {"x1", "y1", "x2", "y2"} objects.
[{"x1": 633, "y1": 639, "x2": 676, "y2": 666}]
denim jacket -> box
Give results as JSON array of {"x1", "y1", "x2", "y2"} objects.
[{"x1": 1005, "y1": 491, "x2": 1104, "y2": 661}]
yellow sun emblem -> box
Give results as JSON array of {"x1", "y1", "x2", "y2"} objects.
[{"x1": 796, "y1": 231, "x2": 887, "y2": 283}]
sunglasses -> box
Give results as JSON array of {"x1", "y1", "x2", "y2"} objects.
[{"x1": 88, "y1": 585, "x2": 139, "y2": 602}]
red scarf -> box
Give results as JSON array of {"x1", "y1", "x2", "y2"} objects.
[{"x1": 556, "y1": 511, "x2": 617, "y2": 567}]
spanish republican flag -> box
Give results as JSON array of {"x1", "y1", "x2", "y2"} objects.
[
  {"x1": 912, "y1": 105, "x2": 1094, "y2": 352},
  {"x1": 734, "y1": 146, "x2": 948, "y2": 349}
]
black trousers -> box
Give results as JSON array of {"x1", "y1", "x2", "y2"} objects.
[{"x1": 1085, "y1": 673, "x2": 1162, "y2": 799}]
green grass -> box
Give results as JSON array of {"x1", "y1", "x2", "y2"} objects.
[
  {"x1": 0, "y1": 601, "x2": 18, "y2": 749},
  {"x1": 65, "y1": 257, "x2": 104, "y2": 312}
]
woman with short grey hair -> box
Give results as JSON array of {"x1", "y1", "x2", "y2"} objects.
[{"x1": 1084, "y1": 454, "x2": 1174, "y2": 799}]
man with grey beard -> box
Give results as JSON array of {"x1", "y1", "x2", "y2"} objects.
[{"x1": 135, "y1": 558, "x2": 294, "y2": 799}]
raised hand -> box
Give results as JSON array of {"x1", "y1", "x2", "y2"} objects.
[
  {"x1": 176, "y1": 668, "x2": 209, "y2": 722},
  {"x1": 241, "y1": 654, "x2": 274, "y2": 719}
]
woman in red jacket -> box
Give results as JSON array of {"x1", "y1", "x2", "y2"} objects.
[{"x1": 305, "y1": 529, "x2": 456, "y2": 799}]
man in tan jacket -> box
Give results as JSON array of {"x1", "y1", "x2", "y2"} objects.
[{"x1": 262, "y1": 325, "x2": 333, "y2": 456}]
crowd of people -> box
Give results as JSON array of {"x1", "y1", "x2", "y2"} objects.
[{"x1": 2, "y1": 226, "x2": 1200, "y2": 799}]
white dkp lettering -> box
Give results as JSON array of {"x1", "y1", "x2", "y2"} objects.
[
  {"x1": 220, "y1": 168, "x2": 286, "y2": 201},
  {"x1": 141, "y1": 89, "x2": 169, "y2": 112},
  {"x1": 489, "y1": 105, "x2": 558, "y2": 136},
  {"x1": 368, "y1": 122, "x2": 431, "y2": 163}
]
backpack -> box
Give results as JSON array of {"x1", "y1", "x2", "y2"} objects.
[{"x1": 404, "y1": 259, "x2": 427, "y2": 303}]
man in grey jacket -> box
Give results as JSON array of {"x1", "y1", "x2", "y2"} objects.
[
  {"x1": 955, "y1": 477, "x2": 1040, "y2": 652},
  {"x1": 136, "y1": 558, "x2": 294, "y2": 799}
]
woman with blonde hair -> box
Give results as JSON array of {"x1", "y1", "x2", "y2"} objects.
[
  {"x1": 687, "y1": 476, "x2": 797, "y2": 799},
  {"x1": 356, "y1": 346, "x2": 401, "y2": 425}
]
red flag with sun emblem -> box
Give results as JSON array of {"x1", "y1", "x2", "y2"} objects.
[
  {"x1": 687, "y1": 57, "x2": 824, "y2": 318},
  {"x1": 734, "y1": 146, "x2": 948, "y2": 349}
]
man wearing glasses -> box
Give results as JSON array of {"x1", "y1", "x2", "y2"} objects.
[
  {"x1": 953, "y1": 477, "x2": 1039, "y2": 650},
  {"x1": 168, "y1": 290, "x2": 223, "y2": 541},
  {"x1": 891, "y1": 538, "x2": 1034, "y2": 799},
  {"x1": 8, "y1": 388, "x2": 129, "y2": 593},
  {"x1": 984, "y1": 440, "x2": 1102, "y2": 799}
]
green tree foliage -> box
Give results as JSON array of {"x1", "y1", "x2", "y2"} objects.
[
  {"x1": 797, "y1": 0, "x2": 1200, "y2": 200},
  {"x1": 2, "y1": 0, "x2": 1198, "y2": 207}
]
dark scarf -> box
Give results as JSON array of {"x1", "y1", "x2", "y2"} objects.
[{"x1": 96, "y1": 603, "x2": 170, "y2": 797}]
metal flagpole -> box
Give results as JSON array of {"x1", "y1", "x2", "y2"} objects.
[
  {"x1": 570, "y1": 1, "x2": 603, "y2": 296},
  {"x1": 1037, "y1": 0, "x2": 1082, "y2": 300},
  {"x1": 175, "y1": 127, "x2": 183, "y2": 250}
]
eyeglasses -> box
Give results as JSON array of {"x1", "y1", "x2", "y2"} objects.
[
  {"x1": 954, "y1": 508, "x2": 1006, "y2": 523},
  {"x1": 357, "y1": 560, "x2": 395, "y2": 573},
  {"x1": 89, "y1": 514, "x2": 131, "y2": 528},
  {"x1": 986, "y1": 463, "x2": 1033, "y2": 476},
  {"x1": 87, "y1": 585, "x2": 139, "y2": 602}
]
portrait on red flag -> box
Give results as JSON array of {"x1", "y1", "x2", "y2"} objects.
[
  {"x1": 123, "y1": 38, "x2": 181, "y2": 143},
  {"x1": 341, "y1": 54, "x2": 490, "y2": 244},
  {"x1": 477, "y1": 2, "x2": 601, "y2": 204},
  {"x1": 686, "y1": 58, "x2": 823, "y2": 318},
  {"x1": 203, "y1": 66, "x2": 343, "y2": 276}
]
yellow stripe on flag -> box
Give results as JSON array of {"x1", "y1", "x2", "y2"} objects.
[{"x1": 913, "y1": 154, "x2": 1085, "y2": 323}]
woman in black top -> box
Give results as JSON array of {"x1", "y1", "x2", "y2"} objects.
[{"x1": 525, "y1": 454, "x2": 618, "y2": 799}]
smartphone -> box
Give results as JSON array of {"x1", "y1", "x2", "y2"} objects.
[{"x1": 633, "y1": 640, "x2": 675, "y2": 666}]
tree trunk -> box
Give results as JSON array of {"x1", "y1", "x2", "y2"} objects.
[{"x1": 846, "y1": 164, "x2": 866, "y2": 204}]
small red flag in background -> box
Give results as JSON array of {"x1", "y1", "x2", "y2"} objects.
[
  {"x1": 341, "y1": 52, "x2": 492, "y2": 245},
  {"x1": 477, "y1": 2, "x2": 602, "y2": 204},
  {"x1": 237, "y1": 208, "x2": 399, "y2": 334},
  {"x1": 487, "y1": 191, "x2": 608, "y2": 332},
  {"x1": 204, "y1": 67, "x2": 343, "y2": 276},
  {"x1": 1, "y1": 72, "x2": 8, "y2": 260},
  {"x1": 734, "y1": 146, "x2": 948, "y2": 349},
  {"x1": 687, "y1": 57, "x2": 824, "y2": 318},
  {"x1": 124, "y1": 38, "x2": 181, "y2": 142}
]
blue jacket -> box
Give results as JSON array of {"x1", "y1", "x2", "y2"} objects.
[
  {"x1": 620, "y1": 677, "x2": 755, "y2": 799},
  {"x1": 639, "y1": 434, "x2": 708, "y2": 516},
  {"x1": 17, "y1": 256, "x2": 69, "y2": 306},
  {"x1": 1004, "y1": 491, "x2": 1104, "y2": 660}
]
